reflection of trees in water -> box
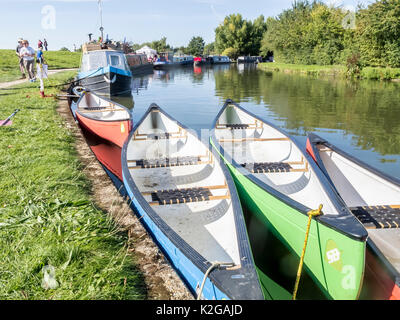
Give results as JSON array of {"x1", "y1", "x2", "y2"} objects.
[{"x1": 214, "y1": 70, "x2": 400, "y2": 155}]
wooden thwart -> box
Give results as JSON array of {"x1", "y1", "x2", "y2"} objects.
[
  {"x1": 149, "y1": 195, "x2": 230, "y2": 206},
  {"x1": 141, "y1": 184, "x2": 228, "y2": 196},
  {"x1": 241, "y1": 160, "x2": 309, "y2": 173},
  {"x1": 218, "y1": 137, "x2": 290, "y2": 143},
  {"x1": 78, "y1": 107, "x2": 125, "y2": 113},
  {"x1": 127, "y1": 154, "x2": 213, "y2": 169}
]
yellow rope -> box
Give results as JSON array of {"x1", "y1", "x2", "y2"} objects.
[{"x1": 292, "y1": 204, "x2": 323, "y2": 300}]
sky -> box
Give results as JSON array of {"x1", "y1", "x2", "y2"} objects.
[{"x1": 0, "y1": 0, "x2": 372, "y2": 51}]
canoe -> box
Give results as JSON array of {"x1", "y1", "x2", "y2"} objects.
[
  {"x1": 121, "y1": 104, "x2": 264, "y2": 300},
  {"x1": 210, "y1": 99, "x2": 368, "y2": 300},
  {"x1": 68, "y1": 90, "x2": 126, "y2": 182},
  {"x1": 307, "y1": 133, "x2": 400, "y2": 300},
  {"x1": 74, "y1": 90, "x2": 132, "y2": 148}
]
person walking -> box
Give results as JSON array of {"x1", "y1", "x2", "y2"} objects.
[
  {"x1": 19, "y1": 40, "x2": 36, "y2": 82},
  {"x1": 43, "y1": 38, "x2": 48, "y2": 51},
  {"x1": 38, "y1": 39, "x2": 43, "y2": 49},
  {"x1": 16, "y1": 38, "x2": 26, "y2": 79}
]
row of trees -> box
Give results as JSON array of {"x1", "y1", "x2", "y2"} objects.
[
  {"x1": 262, "y1": 0, "x2": 400, "y2": 68},
  {"x1": 128, "y1": 36, "x2": 214, "y2": 57}
]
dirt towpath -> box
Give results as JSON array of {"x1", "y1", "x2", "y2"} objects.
[{"x1": 0, "y1": 68, "x2": 78, "y2": 89}]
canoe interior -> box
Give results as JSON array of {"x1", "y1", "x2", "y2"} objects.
[
  {"x1": 126, "y1": 108, "x2": 241, "y2": 265},
  {"x1": 78, "y1": 92, "x2": 130, "y2": 121},
  {"x1": 215, "y1": 104, "x2": 339, "y2": 215},
  {"x1": 316, "y1": 144, "x2": 400, "y2": 275}
]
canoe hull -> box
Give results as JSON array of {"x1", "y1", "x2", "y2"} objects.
[
  {"x1": 306, "y1": 133, "x2": 400, "y2": 300},
  {"x1": 75, "y1": 111, "x2": 131, "y2": 148},
  {"x1": 212, "y1": 139, "x2": 366, "y2": 299}
]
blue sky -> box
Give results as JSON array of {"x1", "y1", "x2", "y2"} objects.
[{"x1": 1, "y1": 0, "x2": 371, "y2": 50}]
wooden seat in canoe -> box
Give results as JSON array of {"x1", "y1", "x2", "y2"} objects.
[
  {"x1": 144, "y1": 185, "x2": 230, "y2": 206},
  {"x1": 351, "y1": 206, "x2": 400, "y2": 229},
  {"x1": 127, "y1": 155, "x2": 212, "y2": 169},
  {"x1": 241, "y1": 161, "x2": 309, "y2": 173}
]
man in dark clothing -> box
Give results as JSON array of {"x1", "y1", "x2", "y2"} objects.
[
  {"x1": 16, "y1": 38, "x2": 26, "y2": 79},
  {"x1": 43, "y1": 39, "x2": 48, "y2": 51}
]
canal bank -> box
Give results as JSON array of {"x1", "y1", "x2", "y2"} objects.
[{"x1": 0, "y1": 71, "x2": 191, "y2": 299}]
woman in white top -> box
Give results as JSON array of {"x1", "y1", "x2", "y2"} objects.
[{"x1": 19, "y1": 40, "x2": 36, "y2": 81}]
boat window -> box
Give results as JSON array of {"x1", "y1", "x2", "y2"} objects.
[
  {"x1": 81, "y1": 52, "x2": 108, "y2": 72},
  {"x1": 110, "y1": 55, "x2": 120, "y2": 66}
]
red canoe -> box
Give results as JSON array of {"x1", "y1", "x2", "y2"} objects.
[{"x1": 75, "y1": 91, "x2": 132, "y2": 148}]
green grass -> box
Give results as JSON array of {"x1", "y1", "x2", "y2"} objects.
[
  {"x1": 0, "y1": 49, "x2": 81, "y2": 82},
  {"x1": 258, "y1": 62, "x2": 400, "y2": 80},
  {"x1": 0, "y1": 72, "x2": 146, "y2": 299}
]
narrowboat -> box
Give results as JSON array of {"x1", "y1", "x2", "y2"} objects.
[{"x1": 77, "y1": 45, "x2": 132, "y2": 97}]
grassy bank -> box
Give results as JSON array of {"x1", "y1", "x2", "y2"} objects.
[
  {"x1": 0, "y1": 49, "x2": 81, "y2": 82},
  {"x1": 258, "y1": 62, "x2": 345, "y2": 77},
  {"x1": 0, "y1": 72, "x2": 145, "y2": 299},
  {"x1": 258, "y1": 62, "x2": 400, "y2": 80}
]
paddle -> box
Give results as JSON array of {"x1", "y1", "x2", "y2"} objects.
[{"x1": 0, "y1": 109, "x2": 20, "y2": 127}]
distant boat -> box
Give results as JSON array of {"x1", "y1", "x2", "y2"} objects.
[
  {"x1": 211, "y1": 55, "x2": 230, "y2": 64},
  {"x1": 237, "y1": 56, "x2": 262, "y2": 63},
  {"x1": 307, "y1": 133, "x2": 400, "y2": 300},
  {"x1": 153, "y1": 52, "x2": 174, "y2": 70},
  {"x1": 126, "y1": 53, "x2": 153, "y2": 75},
  {"x1": 77, "y1": 43, "x2": 132, "y2": 97},
  {"x1": 71, "y1": 90, "x2": 132, "y2": 148},
  {"x1": 173, "y1": 55, "x2": 194, "y2": 65},
  {"x1": 121, "y1": 104, "x2": 264, "y2": 300},
  {"x1": 211, "y1": 99, "x2": 368, "y2": 300},
  {"x1": 194, "y1": 57, "x2": 202, "y2": 66}
]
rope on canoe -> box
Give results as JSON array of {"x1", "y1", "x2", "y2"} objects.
[
  {"x1": 292, "y1": 204, "x2": 323, "y2": 300},
  {"x1": 197, "y1": 261, "x2": 236, "y2": 300}
]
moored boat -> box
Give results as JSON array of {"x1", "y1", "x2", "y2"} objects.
[
  {"x1": 72, "y1": 90, "x2": 132, "y2": 148},
  {"x1": 211, "y1": 55, "x2": 230, "y2": 64},
  {"x1": 210, "y1": 99, "x2": 368, "y2": 300},
  {"x1": 77, "y1": 45, "x2": 132, "y2": 97},
  {"x1": 126, "y1": 53, "x2": 153, "y2": 75},
  {"x1": 307, "y1": 133, "x2": 400, "y2": 300},
  {"x1": 121, "y1": 104, "x2": 264, "y2": 300}
]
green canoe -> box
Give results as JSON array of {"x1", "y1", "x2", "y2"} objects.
[{"x1": 210, "y1": 100, "x2": 368, "y2": 300}]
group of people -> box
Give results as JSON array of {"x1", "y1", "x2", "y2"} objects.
[{"x1": 16, "y1": 38, "x2": 48, "y2": 82}]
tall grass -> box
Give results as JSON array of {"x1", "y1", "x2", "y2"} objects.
[
  {"x1": 0, "y1": 72, "x2": 146, "y2": 299},
  {"x1": 258, "y1": 62, "x2": 400, "y2": 81}
]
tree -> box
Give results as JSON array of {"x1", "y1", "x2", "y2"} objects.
[
  {"x1": 215, "y1": 14, "x2": 252, "y2": 55},
  {"x1": 222, "y1": 47, "x2": 239, "y2": 60},
  {"x1": 186, "y1": 36, "x2": 205, "y2": 56},
  {"x1": 215, "y1": 14, "x2": 267, "y2": 56},
  {"x1": 355, "y1": 0, "x2": 400, "y2": 67},
  {"x1": 203, "y1": 42, "x2": 216, "y2": 55}
]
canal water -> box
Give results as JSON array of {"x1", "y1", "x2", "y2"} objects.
[{"x1": 123, "y1": 63, "x2": 400, "y2": 299}]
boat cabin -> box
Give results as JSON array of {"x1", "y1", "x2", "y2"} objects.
[{"x1": 80, "y1": 50, "x2": 130, "y2": 73}]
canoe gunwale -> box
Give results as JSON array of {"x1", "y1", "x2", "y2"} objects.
[
  {"x1": 76, "y1": 91, "x2": 132, "y2": 123},
  {"x1": 211, "y1": 99, "x2": 368, "y2": 242},
  {"x1": 306, "y1": 132, "x2": 400, "y2": 283},
  {"x1": 307, "y1": 132, "x2": 400, "y2": 188},
  {"x1": 121, "y1": 103, "x2": 264, "y2": 300}
]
